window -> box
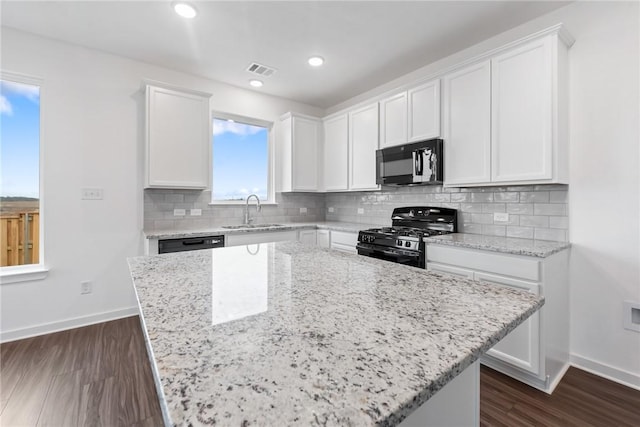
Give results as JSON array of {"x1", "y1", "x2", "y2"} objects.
[
  {"x1": 211, "y1": 115, "x2": 273, "y2": 203},
  {"x1": 0, "y1": 75, "x2": 41, "y2": 268}
]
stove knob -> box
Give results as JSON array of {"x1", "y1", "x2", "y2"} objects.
[
  {"x1": 396, "y1": 239, "x2": 402, "y2": 246},
  {"x1": 405, "y1": 241, "x2": 411, "y2": 248}
]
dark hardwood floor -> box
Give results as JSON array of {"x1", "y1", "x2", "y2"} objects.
[{"x1": 1, "y1": 316, "x2": 639, "y2": 426}]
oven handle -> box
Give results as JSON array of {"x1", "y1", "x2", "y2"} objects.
[{"x1": 356, "y1": 244, "x2": 420, "y2": 259}]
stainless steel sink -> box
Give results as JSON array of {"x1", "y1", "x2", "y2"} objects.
[{"x1": 221, "y1": 224, "x2": 284, "y2": 229}]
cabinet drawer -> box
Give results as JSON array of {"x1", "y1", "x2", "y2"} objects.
[
  {"x1": 427, "y1": 262, "x2": 474, "y2": 279},
  {"x1": 226, "y1": 231, "x2": 297, "y2": 247},
  {"x1": 426, "y1": 244, "x2": 540, "y2": 281}
]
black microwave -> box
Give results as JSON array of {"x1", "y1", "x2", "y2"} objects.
[{"x1": 376, "y1": 138, "x2": 443, "y2": 186}]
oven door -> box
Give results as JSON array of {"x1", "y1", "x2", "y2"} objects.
[{"x1": 356, "y1": 243, "x2": 424, "y2": 268}]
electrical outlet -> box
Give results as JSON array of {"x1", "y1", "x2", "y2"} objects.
[
  {"x1": 173, "y1": 208, "x2": 186, "y2": 216},
  {"x1": 190, "y1": 209, "x2": 202, "y2": 216},
  {"x1": 81, "y1": 188, "x2": 103, "y2": 200},
  {"x1": 357, "y1": 208, "x2": 365, "y2": 215},
  {"x1": 328, "y1": 207, "x2": 335, "y2": 213},
  {"x1": 80, "y1": 281, "x2": 92, "y2": 295},
  {"x1": 299, "y1": 207, "x2": 308, "y2": 214},
  {"x1": 494, "y1": 212, "x2": 509, "y2": 222}
]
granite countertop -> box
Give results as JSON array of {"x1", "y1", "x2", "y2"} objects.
[
  {"x1": 128, "y1": 242, "x2": 543, "y2": 426},
  {"x1": 144, "y1": 221, "x2": 384, "y2": 240},
  {"x1": 425, "y1": 233, "x2": 571, "y2": 258}
]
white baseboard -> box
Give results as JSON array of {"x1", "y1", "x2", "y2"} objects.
[
  {"x1": 0, "y1": 307, "x2": 139, "y2": 343},
  {"x1": 570, "y1": 353, "x2": 640, "y2": 391}
]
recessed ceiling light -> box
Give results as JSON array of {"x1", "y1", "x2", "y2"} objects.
[
  {"x1": 249, "y1": 79, "x2": 264, "y2": 88},
  {"x1": 173, "y1": 2, "x2": 197, "y2": 19},
  {"x1": 308, "y1": 56, "x2": 324, "y2": 67}
]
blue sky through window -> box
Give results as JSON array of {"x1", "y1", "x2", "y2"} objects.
[
  {"x1": 0, "y1": 80, "x2": 40, "y2": 199},
  {"x1": 212, "y1": 118, "x2": 268, "y2": 201}
]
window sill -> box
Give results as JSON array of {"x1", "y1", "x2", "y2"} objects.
[{"x1": 1, "y1": 265, "x2": 49, "y2": 284}]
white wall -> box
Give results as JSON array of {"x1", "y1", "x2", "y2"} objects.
[
  {"x1": 326, "y1": 2, "x2": 640, "y2": 387},
  {"x1": 0, "y1": 28, "x2": 323, "y2": 341}
]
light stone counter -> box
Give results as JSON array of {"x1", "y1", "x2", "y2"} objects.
[
  {"x1": 425, "y1": 233, "x2": 571, "y2": 258},
  {"x1": 128, "y1": 241, "x2": 543, "y2": 426},
  {"x1": 144, "y1": 221, "x2": 384, "y2": 240}
]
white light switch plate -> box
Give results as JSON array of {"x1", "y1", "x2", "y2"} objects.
[
  {"x1": 174, "y1": 208, "x2": 186, "y2": 216},
  {"x1": 357, "y1": 208, "x2": 365, "y2": 215},
  {"x1": 190, "y1": 209, "x2": 202, "y2": 216},
  {"x1": 81, "y1": 188, "x2": 103, "y2": 200},
  {"x1": 299, "y1": 207, "x2": 307, "y2": 214},
  {"x1": 494, "y1": 212, "x2": 509, "y2": 222},
  {"x1": 328, "y1": 207, "x2": 335, "y2": 213}
]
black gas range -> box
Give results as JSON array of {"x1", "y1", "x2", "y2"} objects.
[{"x1": 356, "y1": 206, "x2": 458, "y2": 268}]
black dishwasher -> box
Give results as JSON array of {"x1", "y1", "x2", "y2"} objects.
[{"x1": 158, "y1": 235, "x2": 225, "y2": 254}]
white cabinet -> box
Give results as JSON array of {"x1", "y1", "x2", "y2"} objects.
[
  {"x1": 379, "y1": 92, "x2": 407, "y2": 148},
  {"x1": 442, "y1": 61, "x2": 492, "y2": 185},
  {"x1": 317, "y1": 230, "x2": 330, "y2": 248},
  {"x1": 349, "y1": 103, "x2": 380, "y2": 191},
  {"x1": 408, "y1": 80, "x2": 441, "y2": 142},
  {"x1": 278, "y1": 113, "x2": 321, "y2": 192},
  {"x1": 323, "y1": 114, "x2": 349, "y2": 191},
  {"x1": 426, "y1": 243, "x2": 569, "y2": 393},
  {"x1": 379, "y1": 79, "x2": 441, "y2": 149},
  {"x1": 297, "y1": 229, "x2": 317, "y2": 245},
  {"x1": 226, "y1": 231, "x2": 298, "y2": 247},
  {"x1": 443, "y1": 32, "x2": 570, "y2": 187},
  {"x1": 491, "y1": 37, "x2": 553, "y2": 182},
  {"x1": 145, "y1": 83, "x2": 211, "y2": 189},
  {"x1": 330, "y1": 231, "x2": 358, "y2": 254}
]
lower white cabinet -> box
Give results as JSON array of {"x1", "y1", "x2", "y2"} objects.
[
  {"x1": 426, "y1": 243, "x2": 569, "y2": 393},
  {"x1": 317, "y1": 230, "x2": 330, "y2": 248},
  {"x1": 225, "y1": 231, "x2": 298, "y2": 247},
  {"x1": 330, "y1": 231, "x2": 358, "y2": 254},
  {"x1": 297, "y1": 230, "x2": 317, "y2": 245}
]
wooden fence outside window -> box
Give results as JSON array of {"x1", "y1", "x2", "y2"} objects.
[{"x1": 0, "y1": 212, "x2": 40, "y2": 267}]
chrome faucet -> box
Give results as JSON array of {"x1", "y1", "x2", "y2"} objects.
[{"x1": 244, "y1": 194, "x2": 261, "y2": 224}]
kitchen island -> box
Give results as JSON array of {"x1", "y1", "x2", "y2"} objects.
[{"x1": 128, "y1": 241, "x2": 543, "y2": 426}]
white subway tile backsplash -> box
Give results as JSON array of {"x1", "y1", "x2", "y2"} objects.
[
  {"x1": 519, "y1": 191, "x2": 549, "y2": 203},
  {"x1": 520, "y1": 215, "x2": 550, "y2": 228},
  {"x1": 506, "y1": 226, "x2": 535, "y2": 239},
  {"x1": 534, "y1": 228, "x2": 567, "y2": 242},
  {"x1": 146, "y1": 184, "x2": 568, "y2": 242},
  {"x1": 506, "y1": 203, "x2": 534, "y2": 215},
  {"x1": 534, "y1": 203, "x2": 567, "y2": 216}
]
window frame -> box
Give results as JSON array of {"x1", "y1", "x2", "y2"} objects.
[
  {"x1": 209, "y1": 111, "x2": 276, "y2": 205},
  {"x1": 0, "y1": 70, "x2": 48, "y2": 283}
]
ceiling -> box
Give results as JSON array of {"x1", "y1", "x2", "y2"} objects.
[{"x1": 1, "y1": 1, "x2": 570, "y2": 108}]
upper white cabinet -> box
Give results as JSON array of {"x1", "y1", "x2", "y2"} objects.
[
  {"x1": 491, "y1": 37, "x2": 554, "y2": 182},
  {"x1": 408, "y1": 80, "x2": 441, "y2": 142},
  {"x1": 443, "y1": 61, "x2": 492, "y2": 185},
  {"x1": 379, "y1": 92, "x2": 408, "y2": 148},
  {"x1": 145, "y1": 83, "x2": 211, "y2": 189},
  {"x1": 443, "y1": 31, "x2": 571, "y2": 187},
  {"x1": 277, "y1": 113, "x2": 321, "y2": 192},
  {"x1": 349, "y1": 103, "x2": 380, "y2": 190},
  {"x1": 323, "y1": 114, "x2": 349, "y2": 191},
  {"x1": 379, "y1": 79, "x2": 441, "y2": 149}
]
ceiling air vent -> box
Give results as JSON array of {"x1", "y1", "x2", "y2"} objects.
[{"x1": 246, "y1": 62, "x2": 277, "y2": 77}]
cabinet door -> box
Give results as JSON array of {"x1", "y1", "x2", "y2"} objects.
[
  {"x1": 442, "y1": 61, "x2": 491, "y2": 186},
  {"x1": 492, "y1": 37, "x2": 552, "y2": 182},
  {"x1": 317, "y1": 230, "x2": 330, "y2": 248},
  {"x1": 298, "y1": 230, "x2": 317, "y2": 246},
  {"x1": 146, "y1": 85, "x2": 211, "y2": 189},
  {"x1": 379, "y1": 92, "x2": 407, "y2": 148},
  {"x1": 349, "y1": 103, "x2": 380, "y2": 190},
  {"x1": 330, "y1": 231, "x2": 358, "y2": 253},
  {"x1": 323, "y1": 114, "x2": 349, "y2": 191},
  {"x1": 292, "y1": 116, "x2": 319, "y2": 191},
  {"x1": 475, "y1": 271, "x2": 541, "y2": 375},
  {"x1": 408, "y1": 80, "x2": 440, "y2": 142}
]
